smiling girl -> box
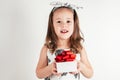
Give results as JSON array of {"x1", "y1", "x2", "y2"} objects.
[{"x1": 36, "y1": 3, "x2": 93, "y2": 80}]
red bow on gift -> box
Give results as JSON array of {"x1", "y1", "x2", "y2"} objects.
[{"x1": 55, "y1": 50, "x2": 76, "y2": 62}]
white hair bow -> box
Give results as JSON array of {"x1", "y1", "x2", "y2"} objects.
[{"x1": 50, "y1": 1, "x2": 83, "y2": 10}]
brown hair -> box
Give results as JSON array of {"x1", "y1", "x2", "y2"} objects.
[{"x1": 44, "y1": 6, "x2": 84, "y2": 54}]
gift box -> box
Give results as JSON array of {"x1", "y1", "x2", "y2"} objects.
[
  {"x1": 56, "y1": 60, "x2": 77, "y2": 73},
  {"x1": 55, "y1": 50, "x2": 77, "y2": 73}
]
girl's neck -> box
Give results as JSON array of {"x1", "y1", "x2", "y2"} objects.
[{"x1": 57, "y1": 39, "x2": 70, "y2": 49}]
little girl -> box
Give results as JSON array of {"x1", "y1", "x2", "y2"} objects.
[{"x1": 36, "y1": 2, "x2": 93, "y2": 80}]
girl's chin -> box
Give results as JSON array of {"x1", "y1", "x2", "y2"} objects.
[
  {"x1": 59, "y1": 37, "x2": 70, "y2": 40},
  {"x1": 58, "y1": 35, "x2": 71, "y2": 40}
]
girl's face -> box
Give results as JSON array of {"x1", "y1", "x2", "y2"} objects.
[{"x1": 53, "y1": 8, "x2": 74, "y2": 40}]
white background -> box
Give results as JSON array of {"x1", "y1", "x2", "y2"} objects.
[{"x1": 0, "y1": 0, "x2": 120, "y2": 80}]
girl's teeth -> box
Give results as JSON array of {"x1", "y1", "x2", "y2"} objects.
[{"x1": 61, "y1": 30, "x2": 68, "y2": 33}]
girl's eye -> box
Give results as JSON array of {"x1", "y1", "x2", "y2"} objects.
[
  {"x1": 57, "y1": 21, "x2": 61, "y2": 23},
  {"x1": 67, "y1": 20, "x2": 71, "y2": 23}
]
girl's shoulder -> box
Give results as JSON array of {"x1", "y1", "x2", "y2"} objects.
[
  {"x1": 41, "y1": 45, "x2": 54, "y2": 56},
  {"x1": 41, "y1": 45, "x2": 48, "y2": 51},
  {"x1": 40, "y1": 45, "x2": 49, "y2": 55}
]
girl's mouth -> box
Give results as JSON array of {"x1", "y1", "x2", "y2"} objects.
[{"x1": 60, "y1": 30, "x2": 68, "y2": 33}]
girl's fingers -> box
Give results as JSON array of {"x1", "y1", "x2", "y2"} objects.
[
  {"x1": 52, "y1": 67, "x2": 57, "y2": 73},
  {"x1": 74, "y1": 60, "x2": 81, "y2": 72},
  {"x1": 56, "y1": 73, "x2": 62, "y2": 76},
  {"x1": 52, "y1": 69, "x2": 62, "y2": 76},
  {"x1": 69, "y1": 72, "x2": 77, "y2": 74},
  {"x1": 51, "y1": 61, "x2": 62, "y2": 76}
]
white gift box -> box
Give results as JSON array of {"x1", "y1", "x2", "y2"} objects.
[{"x1": 56, "y1": 60, "x2": 77, "y2": 73}]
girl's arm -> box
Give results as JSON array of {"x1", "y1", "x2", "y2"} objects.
[
  {"x1": 78, "y1": 47, "x2": 93, "y2": 78},
  {"x1": 36, "y1": 45, "x2": 57, "y2": 79}
]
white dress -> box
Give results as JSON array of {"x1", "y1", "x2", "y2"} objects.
[{"x1": 45, "y1": 49, "x2": 81, "y2": 80}]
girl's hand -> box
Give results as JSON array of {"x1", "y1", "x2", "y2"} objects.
[
  {"x1": 77, "y1": 60, "x2": 82, "y2": 72},
  {"x1": 49, "y1": 61, "x2": 62, "y2": 76}
]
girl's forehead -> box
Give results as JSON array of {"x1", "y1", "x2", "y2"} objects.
[
  {"x1": 53, "y1": 7, "x2": 73, "y2": 14},
  {"x1": 53, "y1": 8, "x2": 74, "y2": 18}
]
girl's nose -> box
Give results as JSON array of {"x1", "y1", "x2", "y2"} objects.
[{"x1": 61, "y1": 22, "x2": 67, "y2": 28}]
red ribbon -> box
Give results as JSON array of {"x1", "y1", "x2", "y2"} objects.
[{"x1": 55, "y1": 50, "x2": 76, "y2": 62}]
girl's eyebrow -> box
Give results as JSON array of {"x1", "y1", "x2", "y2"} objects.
[
  {"x1": 55, "y1": 18, "x2": 72, "y2": 20},
  {"x1": 55, "y1": 18, "x2": 61, "y2": 20},
  {"x1": 66, "y1": 18, "x2": 72, "y2": 19}
]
